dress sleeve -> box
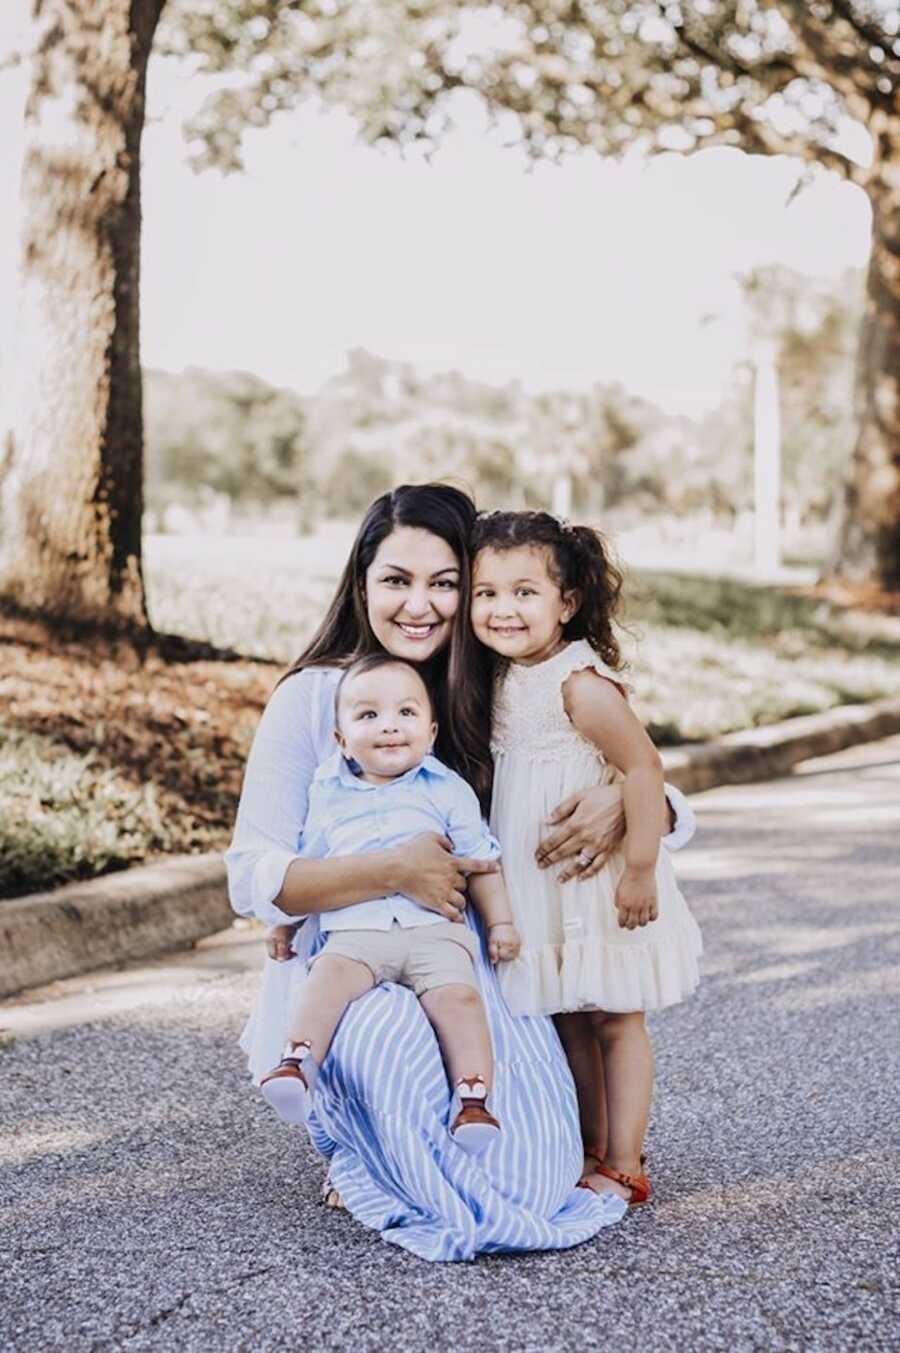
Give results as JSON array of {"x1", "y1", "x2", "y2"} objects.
[
  {"x1": 661, "y1": 783, "x2": 696, "y2": 851},
  {"x1": 441, "y1": 773, "x2": 503, "y2": 862},
  {"x1": 557, "y1": 641, "x2": 632, "y2": 701},
  {"x1": 224, "y1": 668, "x2": 331, "y2": 926}
]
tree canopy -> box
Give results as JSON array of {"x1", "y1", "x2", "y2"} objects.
[{"x1": 163, "y1": 2, "x2": 898, "y2": 177}]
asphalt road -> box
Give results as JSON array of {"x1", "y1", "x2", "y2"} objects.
[{"x1": 2, "y1": 737, "x2": 899, "y2": 1352}]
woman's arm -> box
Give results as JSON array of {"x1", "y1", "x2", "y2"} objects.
[
  {"x1": 660, "y1": 783, "x2": 696, "y2": 851},
  {"x1": 275, "y1": 834, "x2": 495, "y2": 921},
  {"x1": 536, "y1": 782, "x2": 694, "y2": 882},
  {"x1": 225, "y1": 671, "x2": 493, "y2": 926}
]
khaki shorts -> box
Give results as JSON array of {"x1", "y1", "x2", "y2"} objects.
[{"x1": 314, "y1": 922, "x2": 479, "y2": 997}]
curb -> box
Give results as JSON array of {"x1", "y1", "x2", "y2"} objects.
[
  {"x1": 4, "y1": 696, "x2": 900, "y2": 1000},
  {"x1": 0, "y1": 854, "x2": 229, "y2": 1001},
  {"x1": 660, "y1": 695, "x2": 900, "y2": 793}
]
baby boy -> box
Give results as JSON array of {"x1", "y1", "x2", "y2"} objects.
[{"x1": 261, "y1": 653, "x2": 520, "y2": 1153}]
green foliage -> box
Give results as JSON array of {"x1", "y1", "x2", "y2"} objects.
[
  {"x1": 144, "y1": 367, "x2": 307, "y2": 516},
  {"x1": 150, "y1": 6, "x2": 887, "y2": 547},
  {"x1": 144, "y1": 254, "x2": 863, "y2": 531},
  {"x1": 301, "y1": 350, "x2": 664, "y2": 516},
  {"x1": 747, "y1": 266, "x2": 864, "y2": 521},
  {"x1": 161, "y1": 3, "x2": 897, "y2": 177},
  {"x1": 0, "y1": 731, "x2": 169, "y2": 898},
  {"x1": 319, "y1": 449, "x2": 396, "y2": 517}
]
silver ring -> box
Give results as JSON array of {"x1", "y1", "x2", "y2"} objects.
[{"x1": 576, "y1": 850, "x2": 594, "y2": 869}]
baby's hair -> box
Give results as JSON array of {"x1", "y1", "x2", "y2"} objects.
[
  {"x1": 334, "y1": 653, "x2": 435, "y2": 723},
  {"x1": 471, "y1": 510, "x2": 625, "y2": 671}
]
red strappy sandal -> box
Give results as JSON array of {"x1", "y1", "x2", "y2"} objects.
[
  {"x1": 588, "y1": 1161, "x2": 652, "y2": 1206},
  {"x1": 578, "y1": 1144, "x2": 647, "y2": 1182}
]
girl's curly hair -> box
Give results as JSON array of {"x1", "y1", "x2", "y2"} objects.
[{"x1": 470, "y1": 510, "x2": 626, "y2": 671}]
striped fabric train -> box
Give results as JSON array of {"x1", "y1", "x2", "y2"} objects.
[
  {"x1": 230, "y1": 666, "x2": 625, "y2": 1262},
  {"x1": 244, "y1": 911, "x2": 625, "y2": 1261}
]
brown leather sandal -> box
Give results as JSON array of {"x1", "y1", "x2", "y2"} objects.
[
  {"x1": 449, "y1": 1076, "x2": 501, "y2": 1155},
  {"x1": 579, "y1": 1161, "x2": 652, "y2": 1206},
  {"x1": 260, "y1": 1040, "x2": 317, "y2": 1127},
  {"x1": 321, "y1": 1175, "x2": 346, "y2": 1211}
]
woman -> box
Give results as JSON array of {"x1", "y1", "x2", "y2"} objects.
[{"x1": 226, "y1": 483, "x2": 693, "y2": 1261}]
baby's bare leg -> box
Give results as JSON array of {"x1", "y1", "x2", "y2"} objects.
[
  {"x1": 420, "y1": 983, "x2": 494, "y2": 1088},
  {"x1": 287, "y1": 954, "x2": 375, "y2": 1063},
  {"x1": 262, "y1": 954, "x2": 374, "y2": 1127},
  {"x1": 422, "y1": 982, "x2": 501, "y2": 1153}
]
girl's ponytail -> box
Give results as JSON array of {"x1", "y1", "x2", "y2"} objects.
[{"x1": 564, "y1": 523, "x2": 625, "y2": 671}]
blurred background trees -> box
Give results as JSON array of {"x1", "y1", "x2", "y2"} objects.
[
  {"x1": 144, "y1": 369, "x2": 306, "y2": 524},
  {"x1": 171, "y1": 0, "x2": 898, "y2": 585},
  {"x1": 143, "y1": 261, "x2": 862, "y2": 539},
  {"x1": 1, "y1": 0, "x2": 895, "y2": 637}
]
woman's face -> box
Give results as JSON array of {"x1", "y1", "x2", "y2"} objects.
[{"x1": 364, "y1": 527, "x2": 461, "y2": 663}]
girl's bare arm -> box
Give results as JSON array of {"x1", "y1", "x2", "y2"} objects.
[{"x1": 562, "y1": 669, "x2": 665, "y2": 928}]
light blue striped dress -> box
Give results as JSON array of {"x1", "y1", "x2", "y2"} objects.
[{"x1": 227, "y1": 665, "x2": 626, "y2": 1261}]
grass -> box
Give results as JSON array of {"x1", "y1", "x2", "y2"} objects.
[
  {"x1": 0, "y1": 729, "x2": 167, "y2": 898},
  {"x1": 2, "y1": 528, "x2": 897, "y2": 900},
  {"x1": 0, "y1": 614, "x2": 274, "y2": 899},
  {"x1": 146, "y1": 532, "x2": 900, "y2": 744},
  {"x1": 624, "y1": 570, "x2": 900, "y2": 743}
]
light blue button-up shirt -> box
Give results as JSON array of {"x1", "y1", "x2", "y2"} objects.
[
  {"x1": 224, "y1": 665, "x2": 695, "y2": 930},
  {"x1": 298, "y1": 749, "x2": 501, "y2": 933}
]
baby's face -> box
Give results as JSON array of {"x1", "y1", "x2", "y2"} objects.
[{"x1": 336, "y1": 664, "x2": 437, "y2": 782}]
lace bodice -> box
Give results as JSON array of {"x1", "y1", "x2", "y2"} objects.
[{"x1": 490, "y1": 640, "x2": 630, "y2": 765}]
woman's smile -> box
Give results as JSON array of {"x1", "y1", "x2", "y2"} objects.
[
  {"x1": 366, "y1": 526, "x2": 461, "y2": 661},
  {"x1": 394, "y1": 620, "x2": 442, "y2": 640}
]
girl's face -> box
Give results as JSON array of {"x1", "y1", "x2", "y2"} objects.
[
  {"x1": 471, "y1": 545, "x2": 578, "y2": 666},
  {"x1": 364, "y1": 527, "x2": 461, "y2": 663}
]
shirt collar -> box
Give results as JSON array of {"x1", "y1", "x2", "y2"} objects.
[{"x1": 313, "y1": 749, "x2": 448, "y2": 789}]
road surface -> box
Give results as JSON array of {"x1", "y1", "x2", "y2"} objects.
[{"x1": 2, "y1": 737, "x2": 899, "y2": 1351}]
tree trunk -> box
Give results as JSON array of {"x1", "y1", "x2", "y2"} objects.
[
  {"x1": 0, "y1": 0, "x2": 165, "y2": 631},
  {"x1": 832, "y1": 128, "x2": 900, "y2": 592}
]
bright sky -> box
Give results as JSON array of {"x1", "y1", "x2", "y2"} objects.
[{"x1": 0, "y1": 5, "x2": 873, "y2": 416}]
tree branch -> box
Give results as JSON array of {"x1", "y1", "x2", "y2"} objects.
[
  {"x1": 732, "y1": 107, "x2": 870, "y2": 186},
  {"x1": 789, "y1": 6, "x2": 883, "y2": 117},
  {"x1": 831, "y1": 0, "x2": 899, "y2": 53},
  {"x1": 657, "y1": 2, "x2": 800, "y2": 90}
]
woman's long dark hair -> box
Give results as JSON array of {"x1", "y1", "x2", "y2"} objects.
[{"x1": 282, "y1": 483, "x2": 494, "y2": 807}]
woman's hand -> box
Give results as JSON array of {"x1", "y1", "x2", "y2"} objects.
[
  {"x1": 614, "y1": 866, "x2": 658, "y2": 930},
  {"x1": 393, "y1": 833, "x2": 500, "y2": 923},
  {"x1": 536, "y1": 784, "x2": 626, "y2": 884},
  {"x1": 488, "y1": 922, "x2": 521, "y2": 964},
  {"x1": 266, "y1": 923, "x2": 299, "y2": 961}
]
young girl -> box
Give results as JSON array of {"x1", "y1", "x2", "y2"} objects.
[{"x1": 470, "y1": 510, "x2": 702, "y2": 1206}]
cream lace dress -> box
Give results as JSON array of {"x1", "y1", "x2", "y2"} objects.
[{"x1": 491, "y1": 640, "x2": 703, "y2": 1018}]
